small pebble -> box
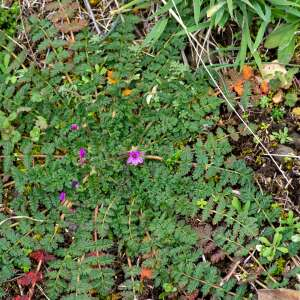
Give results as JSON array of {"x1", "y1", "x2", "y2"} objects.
[{"x1": 274, "y1": 145, "x2": 296, "y2": 163}]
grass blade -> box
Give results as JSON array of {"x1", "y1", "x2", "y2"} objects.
[
  {"x1": 241, "y1": 0, "x2": 255, "y2": 10},
  {"x1": 176, "y1": 21, "x2": 210, "y2": 36},
  {"x1": 143, "y1": 18, "x2": 169, "y2": 46},
  {"x1": 227, "y1": 0, "x2": 233, "y2": 18},
  {"x1": 151, "y1": 0, "x2": 182, "y2": 18},
  {"x1": 253, "y1": 21, "x2": 268, "y2": 52},
  {"x1": 207, "y1": 1, "x2": 226, "y2": 18},
  {"x1": 193, "y1": 0, "x2": 202, "y2": 24},
  {"x1": 264, "y1": 23, "x2": 297, "y2": 49},
  {"x1": 267, "y1": 0, "x2": 300, "y2": 7},
  {"x1": 278, "y1": 37, "x2": 295, "y2": 64},
  {"x1": 114, "y1": 0, "x2": 147, "y2": 12},
  {"x1": 237, "y1": 16, "x2": 248, "y2": 69}
]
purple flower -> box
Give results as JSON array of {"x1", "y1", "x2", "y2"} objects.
[
  {"x1": 127, "y1": 151, "x2": 144, "y2": 166},
  {"x1": 79, "y1": 148, "x2": 86, "y2": 164},
  {"x1": 72, "y1": 180, "x2": 80, "y2": 189},
  {"x1": 79, "y1": 148, "x2": 86, "y2": 158},
  {"x1": 70, "y1": 124, "x2": 79, "y2": 131},
  {"x1": 59, "y1": 192, "x2": 66, "y2": 202}
]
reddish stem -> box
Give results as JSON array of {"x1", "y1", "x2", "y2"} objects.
[{"x1": 27, "y1": 259, "x2": 42, "y2": 300}]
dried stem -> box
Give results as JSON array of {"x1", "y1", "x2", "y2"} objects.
[
  {"x1": 28, "y1": 259, "x2": 43, "y2": 300},
  {"x1": 83, "y1": 0, "x2": 101, "y2": 35}
]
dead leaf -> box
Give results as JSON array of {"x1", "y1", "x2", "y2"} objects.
[
  {"x1": 30, "y1": 250, "x2": 55, "y2": 263},
  {"x1": 17, "y1": 272, "x2": 43, "y2": 286},
  {"x1": 111, "y1": 293, "x2": 122, "y2": 300},
  {"x1": 55, "y1": 19, "x2": 88, "y2": 33},
  {"x1": 210, "y1": 249, "x2": 225, "y2": 263},
  {"x1": 140, "y1": 267, "x2": 153, "y2": 280},
  {"x1": 261, "y1": 61, "x2": 287, "y2": 81},
  {"x1": 132, "y1": 7, "x2": 140, "y2": 14},
  {"x1": 242, "y1": 65, "x2": 253, "y2": 80},
  {"x1": 272, "y1": 90, "x2": 283, "y2": 104},
  {"x1": 260, "y1": 80, "x2": 269, "y2": 94},
  {"x1": 182, "y1": 289, "x2": 199, "y2": 300},
  {"x1": 232, "y1": 79, "x2": 244, "y2": 96},
  {"x1": 292, "y1": 107, "x2": 300, "y2": 117},
  {"x1": 257, "y1": 288, "x2": 300, "y2": 300}
]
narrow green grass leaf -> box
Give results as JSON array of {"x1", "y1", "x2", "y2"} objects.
[
  {"x1": 264, "y1": 23, "x2": 297, "y2": 49},
  {"x1": 250, "y1": 2, "x2": 269, "y2": 21},
  {"x1": 117, "y1": 0, "x2": 147, "y2": 10},
  {"x1": 207, "y1": 1, "x2": 225, "y2": 18},
  {"x1": 143, "y1": 18, "x2": 168, "y2": 46},
  {"x1": 193, "y1": 0, "x2": 202, "y2": 24},
  {"x1": 285, "y1": 6, "x2": 300, "y2": 17},
  {"x1": 214, "y1": 6, "x2": 226, "y2": 27},
  {"x1": 278, "y1": 37, "x2": 295, "y2": 64},
  {"x1": 237, "y1": 13, "x2": 248, "y2": 69},
  {"x1": 176, "y1": 21, "x2": 210, "y2": 36},
  {"x1": 253, "y1": 21, "x2": 268, "y2": 52},
  {"x1": 227, "y1": 0, "x2": 233, "y2": 18},
  {"x1": 151, "y1": 0, "x2": 183, "y2": 18},
  {"x1": 267, "y1": 0, "x2": 300, "y2": 7},
  {"x1": 242, "y1": 7, "x2": 263, "y2": 70},
  {"x1": 241, "y1": 0, "x2": 255, "y2": 10}
]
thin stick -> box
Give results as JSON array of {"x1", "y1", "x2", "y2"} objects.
[
  {"x1": 3, "y1": 181, "x2": 15, "y2": 188},
  {"x1": 36, "y1": 284, "x2": 51, "y2": 300},
  {"x1": 0, "y1": 154, "x2": 65, "y2": 159},
  {"x1": 18, "y1": 0, "x2": 41, "y2": 67},
  {"x1": 127, "y1": 257, "x2": 137, "y2": 300},
  {"x1": 181, "y1": 272, "x2": 245, "y2": 298},
  {"x1": 0, "y1": 216, "x2": 44, "y2": 226},
  {"x1": 220, "y1": 259, "x2": 241, "y2": 286},
  {"x1": 93, "y1": 205, "x2": 101, "y2": 269},
  {"x1": 83, "y1": 0, "x2": 102, "y2": 35},
  {"x1": 263, "y1": 153, "x2": 300, "y2": 160},
  {"x1": 226, "y1": 255, "x2": 268, "y2": 289},
  {"x1": 145, "y1": 155, "x2": 163, "y2": 161},
  {"x1": 28, "y1": 259, "x2": 43, "y2": 300}
]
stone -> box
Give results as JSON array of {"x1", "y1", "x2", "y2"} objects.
[
  {"x1": 274, "y1": 145, "x2": 296, "y2": 163},
  {"x1": 272, "y1": 89, "x2": 283, "y2": 104},
  {"x1": 290, "y1": 132, "x2": 300, "y2": 151}
]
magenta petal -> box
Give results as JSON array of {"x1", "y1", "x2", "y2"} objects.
[
  {"x1": 70, "y1": 124, "x2": 79, "y2": 130},
  {"x1": 137, "y1": 157, "x2": 144, "y2": 164},
  {"x1": 79, "y1": 148, "x2": 86, "y2": 159},
  {"x1": 59, "y1": 192, "x2": 66, "y2": 202},
  {"x1": 127, "y1": 157, "x2": 135, "y2": 165},
  {"x1": 127, "y1": 151, "x2": 144, "y2": 165}
]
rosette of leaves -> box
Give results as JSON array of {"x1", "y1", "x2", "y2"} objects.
[{"x1": 0, "y1": 15, "x2": 298, "y2": 300}]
